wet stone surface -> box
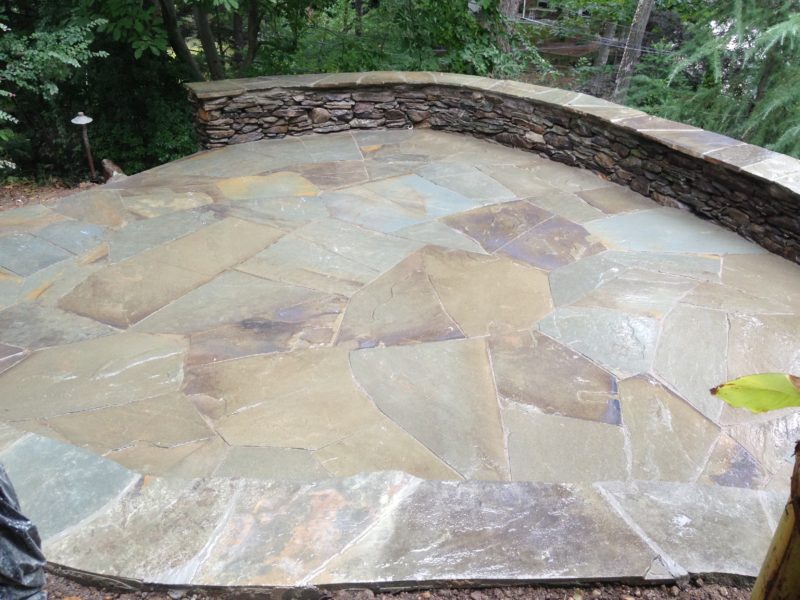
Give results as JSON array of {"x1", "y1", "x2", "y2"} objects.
[{"x1": 0, "y1": 130, "x2": 798, "y2": 587}]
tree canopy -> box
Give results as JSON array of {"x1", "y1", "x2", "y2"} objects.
[{"x1": 1, "y1": 0, "x2": 799, "y2": 180}]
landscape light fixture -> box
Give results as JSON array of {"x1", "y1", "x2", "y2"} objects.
[{"x1": 71, "y1": 112, "x2": 97, "y2": 181}]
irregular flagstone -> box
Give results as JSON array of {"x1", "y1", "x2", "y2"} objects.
[
  {"x1": 364, "y1": 154, "x2": 429, "y2": 181},
  {"x1": 216, "y1": 172, "x2": 319, "y2": 200},
  {"x1": 393, "y1": 221, "x2": 487, "y2": 254},
  {"x1": 499, "y1": 216, "x2": 606, "y2": 271},
  {"x1": 159, "y1": 144, "x2": 277, "y2": 177},
  {"x1": 43, "y1": 392, "x2": 214, "y2": 455},
  {"x1": 49, "y1": 188, "x2": 128, "y2": 228},
  {"x1": 538, "y1": 307, "x2": 660, "y2": 377},
  {"x1": 503, "y1": 404, "x2": 627, "y2": 482},
  {"x1": 314, "y1": 418, "x2": 462, "y2": 481},
  {"x1": 295, "y1": 161, "x2": 370, "y2": 189},
  {"x1": 237, "y1": 235, "x2": 384, "y2": 296},
  {"x1": 349, "y1": 338, "x2": 508, "y2": 480},
  {"x1": 654, "y1": 305, "x2": 727, "y2": 421},
  {"x1": 107, "y1": 437, "x2": 229, "y2": 479},
  {"x1": 313, "y1": 479, "x2": 658, "y2": 583},
  {"x1": 60, "y1": 218, "x2": 283, "y2": 327},
  {"x1": 721, "y1": 253, "x2": 800, "y2": 309},
  {"x1": 186, "y1": 309, "x2": 339, "y2": 366},
  {"x1": 585, "y1": 207, "x2": 764, "y2": 254},
  {"x1": 135, "y1": 271, "x2": 345, "y2": 335},
  {"x1": 0, "y1": 302, "x2": 116, "y2": 349},
  {"x1": 214, "y1": 446, "x2": 330, "y2": 480},
  {"x1": 0, "y1": 232, "x2": 73, "y2": 276},
  {"x1": 335, "y1": 250, "x2": 464, "y2": 348},
  {"x1": 415, "y1": 163, "x2": 516, "y2": 202},
  {"x1": 192, "y1": 472, "x2": 418, "y2": 587},
  {"x1": 698, "y1": 434, "x2": 769, "y2": 489},
  {"x1": 0, "y1": 204, "x2": 66, "y2": 233},
  {"x1": 525, "y1": 161, "x2": 615, "y2": 193},
  {"x1": 619, "y1": 376, "x2": 719, "y2": 481},
  {"x1": 0, "y1": 342, "x2": 26, "y2": 375},
  {"x1": 597, "y1": 480, "x2": 783, "y2": 576},
  {"x1": 187, "y1": 348, "x2": 381, "y2": 450},
  {"x1": 213, "y1": 195, "x2": 328, "y2": 229},
  {"x1": 0, "y1": 332, "x2": 186, "y2": 420},
  {"x1": 0, "y1": 435, "x2": 136, "y2": 540},
  {"x1": 474, "y1": 164, "x2": 557, "y2": 197},
  {"x1": 680, "y1": 282, "x2": 794, "y2": 314},
  {"x1": 442, "y1": 200, "x2": 552, "y2": 252},
  {"x1": 120, "y1": 190, "x2": 212, "y2": 218},
  {"x1": 324, "y1": 188, "x2": 428, "y2": 234},
  {"x1": 107, "y1": 207, "x2": 221, "y2": 262},
  {"x1": 724, "y1": 411, "x2": 800, "y2": 478},
  {"x1": 489, "y1": 331, "x2": 619, "y2": 424},
  {"x1": 574, "y1": 269, "x2": 697, "y2": 319},
  {"x1": 727, "y1": 314, "x2": 800, "y2": 379},
  {"x1": 526, "y1": 189, "x2": 606, "y2": 224},
  {"x1": 422, "y1": 247, "x2": 553, "y2": 336},
  {"x1": 0, "y1": 422, "x2": 24, "y2": 452},
  {"x1": 35, "y1": 220, "x2": 106, "y2": 255},
  {"x1": 43, "y1": 476, "x2": 240, "y2": 583},
  {"x1": 549, "y1": 251, "x2": 721, "y2": 308},
  {"x1": 577, "y1": 186, "x2": 655, "y2": 214},
  {"x1": 301, "y1": 132, "x2": 363, "y2": 162},
  {"x1": 363, "y1": 175, "x2": 483, "y2": 219}
]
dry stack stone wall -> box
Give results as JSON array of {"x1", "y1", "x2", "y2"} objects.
[{"x1": 187, "y1": 72, "x2": 800, "y2": 263}]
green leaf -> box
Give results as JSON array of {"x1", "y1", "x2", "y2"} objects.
[{"x1": 711, "y1": 373, "x2": 800, "y2": 413}]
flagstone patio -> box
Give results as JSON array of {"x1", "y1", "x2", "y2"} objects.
[{"x1": 1, "y1": 128, "x2": 799, "y2": 588}]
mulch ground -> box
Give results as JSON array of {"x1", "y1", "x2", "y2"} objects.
[
  {"x1": 0, "y1": 181, "x2": 94, "y2": 211},
  {"x1": 46, "y1": 571, "x2": 750, "y2": 600}
]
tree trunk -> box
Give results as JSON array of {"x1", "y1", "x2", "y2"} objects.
[
  {"x1": 750, "y1": 441, "x2": 800, "y2": 600},
  {"x1": 498, "y1": 0, "x2": 522, "y2": 52},
  {"x1": 193, "y1": 4, "x2": 226, "y2": 80},
  {"x1": 611, "y1": 0, "x2": 656, "y2": 104},
  {"x1": 154, "y1": 0, "x2": 204, "y2": 81},
  {"x1": 594, "y1": 22, "x2": 616, "y2": 67},
  {"x1": 354, "y1": 0, "x2": 364, "y2": 37},
  {"x1": 232, "y1": 11, "x2": 244, "y2": 70},
  {"x1": 241, "y1": 0, "x2": 262, "y2": 75}
]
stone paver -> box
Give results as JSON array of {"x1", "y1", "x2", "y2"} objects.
[{"x1": 0, "y1": 129, "x2": 798, "y2": 587}]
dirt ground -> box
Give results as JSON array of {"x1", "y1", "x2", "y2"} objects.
[
  {"x1": 45, "y1": 571, "x2": 751, "y2": 600},
  {"x1": 0, "y1": 181, "x2": 93, "y2": 211}
]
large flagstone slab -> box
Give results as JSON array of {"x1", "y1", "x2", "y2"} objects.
[
  {"x1": 35, "y1": 220, "x2": 106, "y2": 255},
  {"x1": 294, "y1": 160, "x2": 370, "y2": 189},
  {"x1": 42, "y1": 392, "x2": 214, "y2": 456},
  {"x1": 0, "y1": 232, "x2": 73, "y2": 276},
  {"x1": 192, "y1": 472, "x2": 416, "y2": 587},
  {"x1": 0, "y1": 331, "x2": 186, "y2": 420},
  {"x1": 50, "y1": 188, "x2": 129, "y2": 228},
  {"x1": 727, "y1": 313, "x2": 800, "y2": 379},
  {"x1": 526, "y1": 189, "x2": 607, "y2": 224},
  {"x1": 393, "y1": 221, "x2": 487, "y2": 254},
  {"x1": 186, "y1": 348, "x2": 381, "y2": 450},
  {"x1": 499, "y1": 216, "x2": 606, "y2": 271},
  {"x1": 538, "y1": 307, "x2": 660, "y2": 377},
  {"x1": 442, "y1": 200, "x2": 551, "y2": 252},
  {"x1": 721, "y1": 253, "x2": 800, "y2": 311},
  {"x1": 415, "y1": 163, "x2": 516, "y2": 202},
  {"x1": 488, "y1": 331, "x2": 619, "y2": 424},
  {"x1": 135, "y1": 270, "x2": 344, "y2": 335},
  {"x1": 0, "y1": 302, "x2": 116, "y2": 349},
  {"x1": 107, "y1": 436, "x2": 229, "y2": 479},
  {"x1": 598, "y1": 481, "x2": 783, "y2": 576},
  {"x1": 619, "y1": 376, "x2": 720, "y2": 482},
  {"x1": 120, "y1": 190, "x2": 213, "y2": 218},
  {"x1": 585, "y1": 208, "x2": 764, "y2": 254},
  {"x1": 699, "y1": 434, "x2": 768, "y2": 489},
  {"x1": 44, "y1": 476, "x2": 240, "y2": 583},
  {"x1": 60, "y1": 218, "x2": 283, "y2": 326},
  {"x1": 216, "y1": 172, "x2": 319, "y2": 200},
  {"x1": 213, "y1": 446, "x2": 330, "y2": 481},
  {"x1": 313, "y1": 479, "x2": 658, "y2": 583},
  {"x1": 349, "y1": 338, "x2": 508, "y2": 481},
  {"x1": 1, "y1": 435, "x2": 136, "y2": 540},
  {"x1": 503, "y1": 404, "x2": 627, "y2": 482},
  {"x1": 577, "y1": 186, "x2": 655, "y2": 214},
  {"x1": 654, "y1": 305, "x2": 727, "y2": 421}
]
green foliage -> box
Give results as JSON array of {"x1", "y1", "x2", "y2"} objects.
[
  {"x1": 711, "y1": 373, "x2": 800, "y2": 413},
  {"x1": 626, "y1": 0, "x2": 800, "y2": 158},
  {"x1": 79, "y1": 0, "x2": 168, "y2": 58}
]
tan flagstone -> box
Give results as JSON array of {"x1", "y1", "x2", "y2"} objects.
[
  {"x1": 489, "y1": 331, "x2": 619, "y2": 424},
  {"x1": 619, "y1": 376, "x2": 719, "y2": 481},
  {"x1": 216, "y1": 172, "x2": 319, "y2": 200},
  {"x1": 349, "y1": 338, "x2": 508, "y2": 480},
  {"x1": 0, "y1": 331, "x2": 186, "y2": 420}
]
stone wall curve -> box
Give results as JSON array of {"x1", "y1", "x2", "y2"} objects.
[{"x1": 187, "y1": 72, "x2": 800, "y2": 263}]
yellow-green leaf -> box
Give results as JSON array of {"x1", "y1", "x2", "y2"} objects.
[{"x1": 710, "y1": 373, "x2": 800, "y2": 413}]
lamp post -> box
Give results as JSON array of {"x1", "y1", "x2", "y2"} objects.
[{"x1": 71, "y1": 112, "x2": 97, "y2": 181}]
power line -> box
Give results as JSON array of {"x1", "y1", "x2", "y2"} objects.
[{"x1": 517, "y1": 15, "x2": 678, "y2": 56}]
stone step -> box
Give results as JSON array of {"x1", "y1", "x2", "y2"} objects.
[{"x1": 0, "y1": 433, "x2": 786, "y2": 589}]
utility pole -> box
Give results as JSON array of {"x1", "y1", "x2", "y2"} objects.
[{"x1": 611, "y1": 0, "x2": 656, "y2": 104}]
